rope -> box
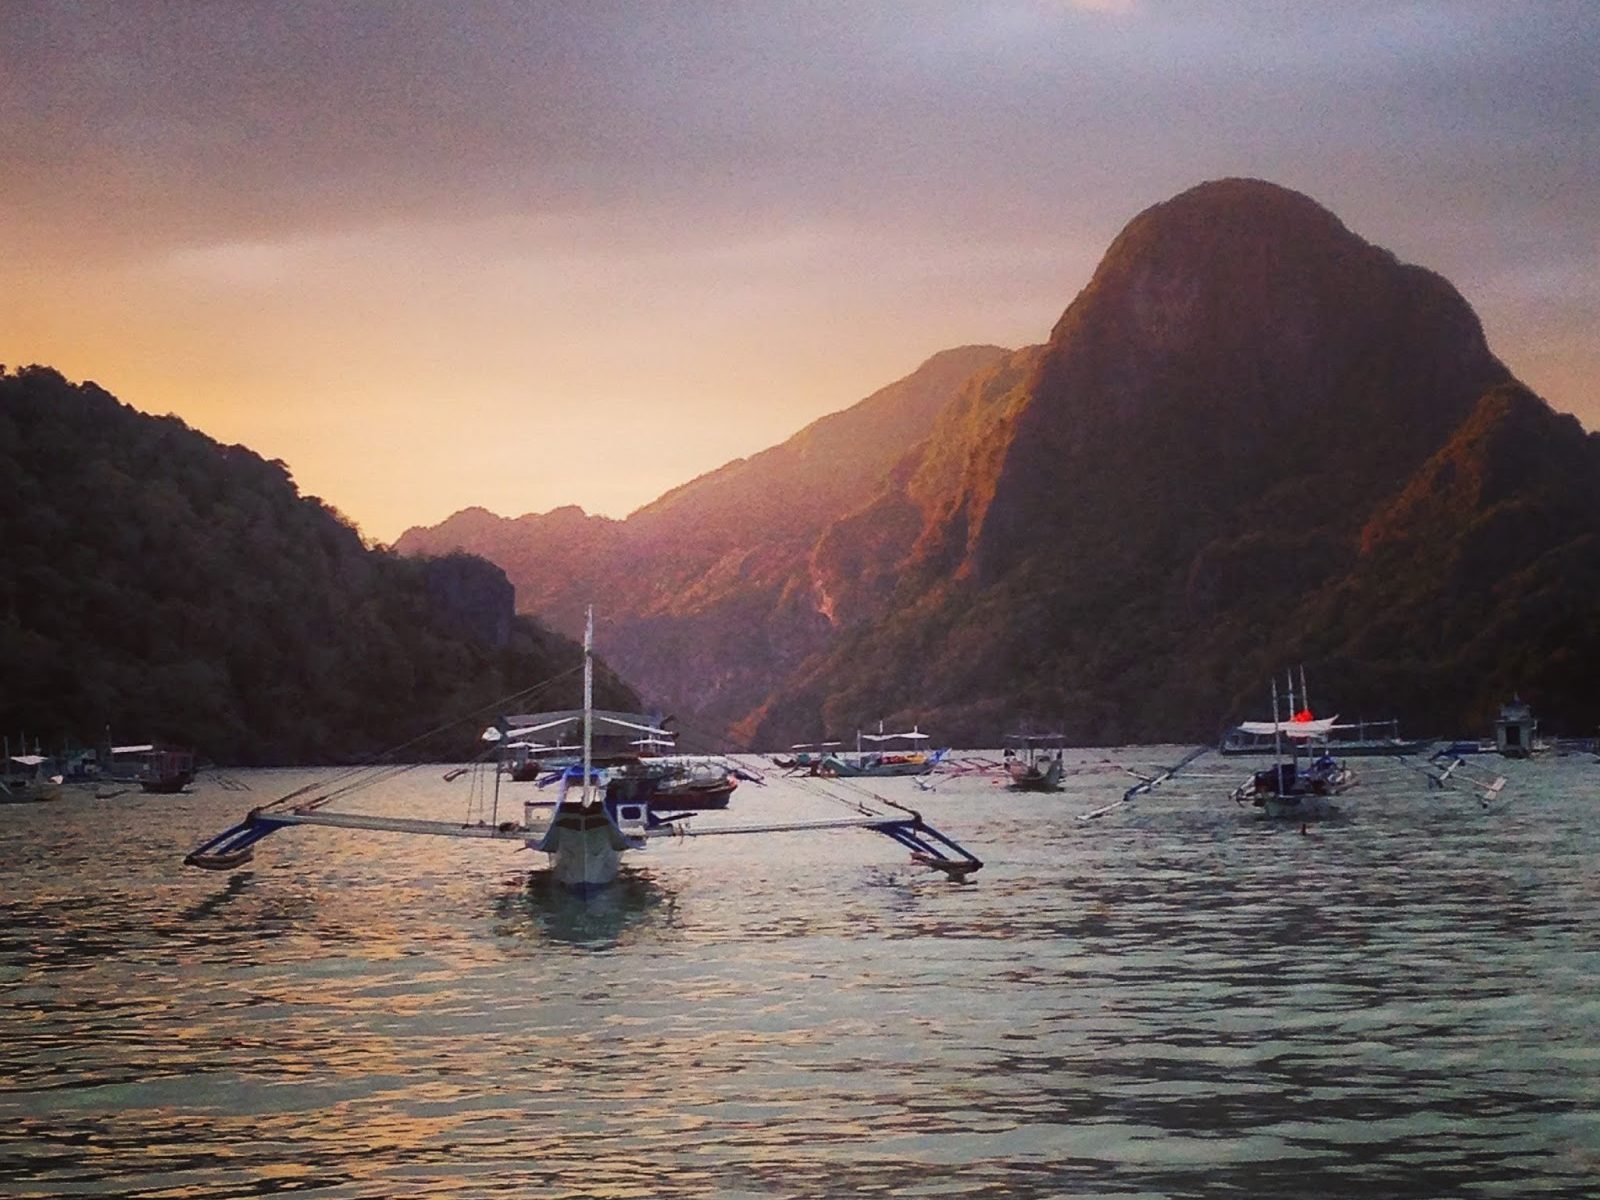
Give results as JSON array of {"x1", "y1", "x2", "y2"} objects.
[{"x1": 258, "y1": 663, "x2": 586, "y2": 814}]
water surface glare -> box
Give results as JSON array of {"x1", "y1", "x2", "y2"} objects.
[{"x1": 2, "y1": 751, "x2": 1598, "y2": 1197}]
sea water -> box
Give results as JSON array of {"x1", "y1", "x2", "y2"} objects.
[{"x1": 2, "y1": 751, "x2": 1597, "y2": 1197}]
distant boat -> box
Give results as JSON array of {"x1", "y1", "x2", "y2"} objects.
[
  {"x1": 645, "y1": 757, "x2": 741, "y2": 810},
  {"x1": 1226, "y1": 671, "x2": 1354, "y2": 819},
  {"x1": 498, "y1": 716, "x2": 747, "y2": 813},
  {"x1": 1494, "y1": 697, "x2": 1538, "y2": 758},
  {"x1": 1002, "y1": 731, "x2": 1066, "y2": 792},
  {"x1": 1, "y1": 752, "x2": 63, "y2": 803},
  {"x1": 818, "y1": 725, "x2": 948, "y2": 778},
  {"x1": 137, "y1": 748, "x2": 197, "y2": 794},
  {"x1": 100, "y1": 743, "x2": 198, "y2": 792}
]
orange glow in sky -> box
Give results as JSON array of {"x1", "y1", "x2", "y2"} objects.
[{"x1": 3, "y1": 3, "x2": 1595, "y2": 543}]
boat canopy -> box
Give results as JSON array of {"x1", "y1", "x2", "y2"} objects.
[
  {"x1": 9, "y1": 754, "x2": 49, "y2": 767},
  {"x1": 1236, "y1": 716, "x2": 1341, "y2": 738},
  {"x1": 862, "y1": 729, "x2": 930, "y2": 742},
  {"x1": 482, "y1": 709, "x2": 673, "y2": 743},
  {"x1": 111, "y1": 744, "x2": 156, "y2": 755}
]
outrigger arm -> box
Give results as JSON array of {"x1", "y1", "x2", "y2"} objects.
[
  {"x1": 651, "y1": 809, "x2": 982, "y2": 879},
  {"x1": 183, "y1": 807, "x2": 534, "y2": 869},
  {"x1": 185, "y1": 798, "x2": 983, "y2": 880},
  {"x1": 1079, "y1": 744, "x2": 1211, "y2": 820}
]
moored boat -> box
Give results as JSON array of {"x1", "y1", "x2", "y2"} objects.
[
  {"x1": 1002, "y1": 731, "x2": 1066, "y2": 791},
  {"x1": 137, "y1": 747, "x2": 197, "y2": 793},
  {"x1": 819, "y1": 725, "x2": 947, "y2": 778},
  {"x1": 1227, "y1": 671, "x2": 1354, "y2": 820},
  {"x1": 1, "y1": 752, "x2": 63, "y2": 803},
  {"x1": 1495, "y1": 697, "x2": 1538, "y2": 758},
  {"x1": 184, "y1": 608, "x2": 983, "y2": 892}
]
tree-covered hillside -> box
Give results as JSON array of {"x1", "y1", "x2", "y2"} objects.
[{"x1": 0, "y1": 366, "x2": 637, "y2": 764}]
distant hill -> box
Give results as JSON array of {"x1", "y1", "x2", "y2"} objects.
[
  {"x1": 409, "y1": 178, "x2": 1600, "y2": 746},
  {"x1": 0, "y1": 366, "x2": 638, "y2": 764}
]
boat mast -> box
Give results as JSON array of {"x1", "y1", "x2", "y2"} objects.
[
  {"x1": 1271, "y1": 675, "x2": 1285, "y2": 791},
  {"x1": 582, "y1": 604, "x2": 594, "y2": 804}
]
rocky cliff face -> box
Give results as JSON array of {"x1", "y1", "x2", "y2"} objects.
[{"x1": 400, "y1": 179, "x2": 1599, "y2": 745}]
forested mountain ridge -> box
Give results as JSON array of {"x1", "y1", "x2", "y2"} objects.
[
  {"x1": 738, "y1": 180, "x2": 1598, "y2": 745},
  {"x1": 0, "y1": 366, "x2": 637, "y2": 764},
  {"x1": 399, "y1": 179, "x2": 1600, "y2": 747}
]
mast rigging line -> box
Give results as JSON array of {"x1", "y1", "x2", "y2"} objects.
[{"x1": 255, "y1": 663, "x2": 587, "y2": 816}]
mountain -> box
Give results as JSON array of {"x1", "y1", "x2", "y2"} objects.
[
  {"x1": 401, "y1": 178, "x2": 1600, "y2": 745},
  {"x1": 395, "y1": 344, "x2": 1010, "y2": 737},
  {"x1": 0, "y1": 366, "x2": 639, "y2": 764}
]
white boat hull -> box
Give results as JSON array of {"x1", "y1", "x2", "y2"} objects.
[{"x1": 534, "y1": 801, "x2": 642, "y2": 893}]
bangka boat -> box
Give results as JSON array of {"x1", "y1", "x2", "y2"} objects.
[
  {"x1": 184, "y1": 609, "x2": 982, "y2": 891},
  {"x1": 1002, "y1": 732, "x2": 1066, "y2": 792},
  {"x1": 1, "y1": 752, "x2": 63, "y2": 803},
  {"x1": 644, "y1": 757, "x2": 743, "y2": 810},
  {"x1": 818, "y1": 726, "x2": 948, "y2": 778},
  {"x1": 1227, "y1": 672, "x2": 1354, "y2": 819},
  {"x1": 138, "y1": 747, "x2": 197, "y2": 793},
  {"x1": 99, "y1": 744, "x2": 198, "y2": 792}
]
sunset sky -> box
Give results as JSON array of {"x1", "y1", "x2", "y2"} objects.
[{"x1": 3, "y1": 1, "x2": 1596, "y2": 544}]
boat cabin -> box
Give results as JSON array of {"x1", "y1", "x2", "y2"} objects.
[{"x1": 1494, "y1": 698, "x2": 1537, "y2": 758}]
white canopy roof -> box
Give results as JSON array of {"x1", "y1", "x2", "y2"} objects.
[
  {"x1": 482, "y1": 710, "x2": 673, "y2": 743},
  {"x1": 1236, "y1": 716, "x2": 1340, "y2": 739}
]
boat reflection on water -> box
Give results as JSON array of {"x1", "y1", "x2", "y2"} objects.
[{"x1": 494, "y1": 869, "x2": 676, "y2": 949}]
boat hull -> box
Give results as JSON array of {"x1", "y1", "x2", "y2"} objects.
[
  {"x1": 819, "y1": 755, "x2": 938, "y2": 778},
  {"x1": 650, "y1": 781, "x2": 734, "y2": 810},
  {"x1": 0, "y1": 779, "x2": 61, "y2": 803},
  {"x1": 542, "y1": 815, "x2": 626, "y2": 890},
  {"x1": 139, "y1": 772, "x2": 195, "y2": 794},
  {"x1": 1006, "y1": 760, "x2": 1064, "y2": 791}
]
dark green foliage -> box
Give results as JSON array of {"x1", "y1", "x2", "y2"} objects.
[{"x1": 0, "y1": 367, "x2": 638, "y2": 764}]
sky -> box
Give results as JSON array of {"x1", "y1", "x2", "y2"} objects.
[{"x1": 3, "y1": 1, "x2": 1596, "y2": 544}]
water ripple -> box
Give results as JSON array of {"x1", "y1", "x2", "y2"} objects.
[{"x1": 2, "y1": 755, "x2": 1598, "y2": 1196}]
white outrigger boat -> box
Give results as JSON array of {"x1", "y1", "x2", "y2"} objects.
[
  {"x1": 1227, "y1": 671, "x2": 1354, "y2": 819},
  {"x1": 817, "y1": 725, "x2": 948, "y2": 778},
  {"x1": 185, "y1": 609, "x2": 982, "y2": 891}
]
